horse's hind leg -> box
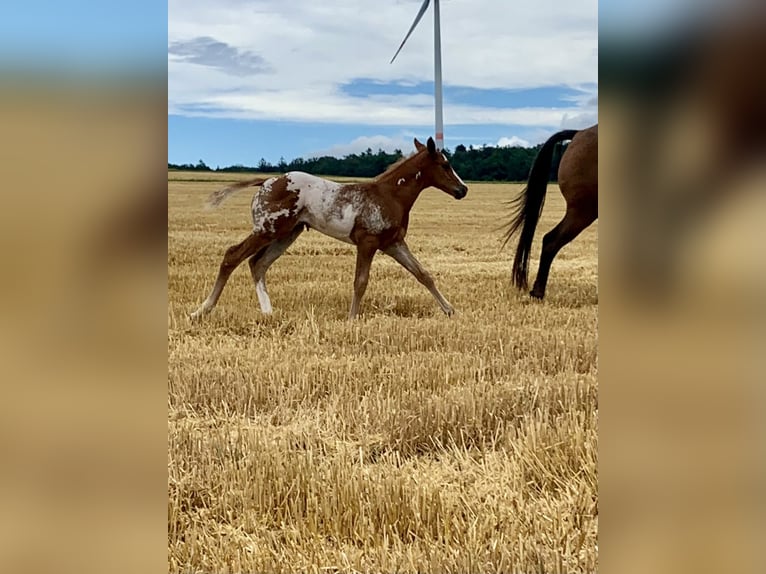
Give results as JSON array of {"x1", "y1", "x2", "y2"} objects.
[
  {"x1": 190, "y1": 232, "x2": 270, "y2": 319},
  {"x1": 531, "y1": 205, "x2": 596, "y2": 299},
  {"x1": 248, "y1": 225, "x2": 304, "y2": 314}
]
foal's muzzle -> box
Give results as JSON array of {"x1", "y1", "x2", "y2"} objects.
[{"x1": 453, "y1": 185, "x2": 468, "y2": 200}]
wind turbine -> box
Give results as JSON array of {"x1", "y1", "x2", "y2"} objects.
[{"x1": 390, "y1": 0, "x2": 445, "y2": 151}]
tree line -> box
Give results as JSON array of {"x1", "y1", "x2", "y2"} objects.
[{"x1": 168, "y1": 142, "x2": 568, "y2": 182}]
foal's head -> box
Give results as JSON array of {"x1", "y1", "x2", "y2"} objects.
[{"x1": 413, "y1": 137, "x2": 468, "y2": 199}]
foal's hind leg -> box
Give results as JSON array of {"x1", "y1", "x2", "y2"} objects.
[
  {"x1": 248, "y1": 225, "x2": 304, "y2": 314},
  {"x1": 531, "y1": 205, "x2": 597, "y2": 299},
  {"x1": 190, "y1": 233, "x2": 270, "y2": 319}
]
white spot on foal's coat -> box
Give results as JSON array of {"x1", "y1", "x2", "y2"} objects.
[
  {"x1": 252, "y1": 205, "x2": 292, "y2": 233},
  {"x1": 397, "y1": 178, "x2": 405, "y2": 185},
  {"x1": 288, "y1": 172, "x2": 359, "y2": 243},
  {"x1": 250, "y1": 172, "x2": 392, "y2": 242},
  {"x1": 363, "y1": 203, "x2": 388, "y2": 233},
  {"x1": 251, "y1": 179, "x2": 292, "y2": 233}
]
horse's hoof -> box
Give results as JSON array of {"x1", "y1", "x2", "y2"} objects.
[{"x1": 529, "y1": 290, "x2": 544, "y2": 300}]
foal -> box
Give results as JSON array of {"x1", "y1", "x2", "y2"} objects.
[{"x1": 191, "y1": 137, "x2": 468, "y2": 320}]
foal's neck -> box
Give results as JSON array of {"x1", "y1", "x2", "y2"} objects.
[{"x1": 379, "y1": 165, "x2": 428, "y2": 208}]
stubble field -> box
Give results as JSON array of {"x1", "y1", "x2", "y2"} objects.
[{"x1": 168, "y1": 170, "x2": 598, "y2": 573}]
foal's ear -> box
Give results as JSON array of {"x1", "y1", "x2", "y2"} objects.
[
  {"x1": 414, "y1": 138, "x2": 425, "y2": 151},
  {"x1": 427, "y1": 137, "x2": 436, "y2": 155}
]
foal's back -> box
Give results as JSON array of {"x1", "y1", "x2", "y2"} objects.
[{"x1": 255, "y1": 171, "x2": 387, "y2": 245}]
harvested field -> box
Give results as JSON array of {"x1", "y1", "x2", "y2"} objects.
[{"x1": 168, "y1": 171, "x2": 598, "y2": 573}]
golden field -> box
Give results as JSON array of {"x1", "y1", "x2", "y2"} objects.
[{"x1": 168, "y1": 170, "x2": 598, "y2": 573}]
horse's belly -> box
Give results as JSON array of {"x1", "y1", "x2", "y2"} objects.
[
  {"x1": 288, "y1": 176, "x2": 366, "y2": 244},
  {"x1": 301, "y1": 203, "x2": 357, "y2": 244}
]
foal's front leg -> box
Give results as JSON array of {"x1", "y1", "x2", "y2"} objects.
[
  {"x1": 348, "y1": 242, "x2": 377, "y2": 320},
  {"x1": 384, "y1": 241, "x2": 455, "y2": 316}
]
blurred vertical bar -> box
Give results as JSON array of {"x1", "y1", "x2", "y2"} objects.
[
  {"x1": 600, "y1": 1, "x2": 766, "y2": 573},
  {"x1": 0, "y1": 3, "x2": 166, "y2": 574}
]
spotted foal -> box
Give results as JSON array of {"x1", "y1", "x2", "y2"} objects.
[{"x1": 191, "y1": 137, "x2": 468, "y2": 320}]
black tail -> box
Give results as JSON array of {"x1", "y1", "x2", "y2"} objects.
[{"x1": 503, "y1": 129, "x2": 579, "y2": 290}]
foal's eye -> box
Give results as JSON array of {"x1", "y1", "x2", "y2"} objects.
[{"x1": 441, "y1": 163, "x2": 450, "y2": 171}]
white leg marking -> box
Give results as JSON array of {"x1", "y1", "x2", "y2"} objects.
[
  {"x1": 190, "y1": 297, "x2": 213, "y2": 319},
  {"x1": 255, "y1": 278, "x2": 272, "y2": 314},
  {"x1": 248, "y1": 227, "x2": 304, "y2": 314}
]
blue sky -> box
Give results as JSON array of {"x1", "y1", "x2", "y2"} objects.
[{"x1": 169, "y1": 0, "x2": 597, "y2": 166}]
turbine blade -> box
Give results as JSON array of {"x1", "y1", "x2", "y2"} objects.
[{"x1": 390, "y1": 0, "x2": 431, "y2": 64}]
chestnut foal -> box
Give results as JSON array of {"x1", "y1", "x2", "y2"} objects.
[{"x1": 191, "y1": 137, "x2": 468, "y2": 320}]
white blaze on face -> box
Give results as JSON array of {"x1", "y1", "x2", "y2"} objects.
[{"x1": 440, "y1": 152, "x2": 466, "y2": 188}]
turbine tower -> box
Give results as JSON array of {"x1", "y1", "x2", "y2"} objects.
[{"x1": 390, "y1": 0, "x2": 445, "y2": 151}]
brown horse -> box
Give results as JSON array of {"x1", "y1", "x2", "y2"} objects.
[
  {"x1": 190, "y1": 137, "x2": 468, "y2": 320},
  {"x1": 503, "y1": 124, "x2": 598, "y2": 299}
]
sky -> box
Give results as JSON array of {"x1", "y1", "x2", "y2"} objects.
[{"x1": 168, "y1": 0, "x2": 598, "y2": 166}]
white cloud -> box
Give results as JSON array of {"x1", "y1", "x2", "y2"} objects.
[
  {"x1": 310, "y1": 135, "x2": 414, "y2": 158},
  {"x1": 560, "y1": 111, "x2": 598, "y2": 130},
  {"x1": 169, "y1": 86, "x2": 585, "y2": 127},
  {"x1": 168, "y1": 0, "x2": 598, "y2": 126},
  {"x1": 496, "y1": 136, "x2": 531, "y2": 148}
]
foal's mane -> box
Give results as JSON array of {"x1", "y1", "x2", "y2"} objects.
[{"x1": 372, "y1": 149, "x2": 421, "y2": 182}]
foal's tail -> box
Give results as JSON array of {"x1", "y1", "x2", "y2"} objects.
[
  {"x1": 206, "y1": 177, "x2": 270, "y2": 208},
  {"x1": 503, "y1": 129, "x2": 579, "y2": 291}
]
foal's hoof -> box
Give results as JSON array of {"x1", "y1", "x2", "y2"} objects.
[
  {"x1": 444, "y1": 306, "x2": 455, "y2": 317},
  {"x1": 529, "y1": 290, "x2": 544, "y2": 300},
  {"x1": 189, "y1": 308, "x2": 208, "y2": 321}
]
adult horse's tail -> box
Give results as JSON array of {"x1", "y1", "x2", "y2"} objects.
[
  {"x1": 503, "y1": 129, "x2": 579, "y2": 290},
  {"x1": 206, "y1": 177, "x2": 270, "y2": 208}
]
